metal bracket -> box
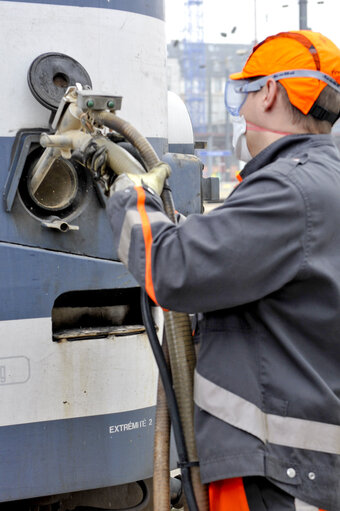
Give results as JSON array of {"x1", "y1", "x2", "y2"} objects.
[
  {"x1": 76, "y1": 90, "x2": 122, "y2": 112},
  {"x1": 51, "y1": 93, "x2": 73, "y2": 131},
  {"x1": 3, "y1": 129, "x2": 47, "y2": 212},
  {"x1": 41, "y1": 219, "x2": 79, "y2": 232}
]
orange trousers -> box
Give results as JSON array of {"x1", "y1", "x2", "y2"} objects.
[
  {"x1": 209, "y1": 478, "x2": 327, "y2": 511},
  {"x1": 209, "y1": 478, "x2": 250, "y2": 511}
]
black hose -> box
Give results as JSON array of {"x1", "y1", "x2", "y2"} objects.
[
  {"x1": 140, "y1": 291, "x2": 199, "y2": 511},
  {"x1": 93, "y1": 111, "x2": 204, "y2": 511}
]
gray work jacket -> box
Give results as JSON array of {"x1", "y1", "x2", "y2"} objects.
[{"x1": 107, "y1": 134, "x2": 340, "y2": 511}]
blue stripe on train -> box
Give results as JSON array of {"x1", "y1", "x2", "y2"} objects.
[
  {"x1": 0, "y1": 242, "x2": 137, "y2": 320},
  {"x1": 0, "y1": 134, "x2": 138, "y2": 321},
  {"x1": 2, "y1": 0, "x2": 165, "y2": 20},
  {"x1": 0, "y1": 406, "x2": 156, "y2": 502}
]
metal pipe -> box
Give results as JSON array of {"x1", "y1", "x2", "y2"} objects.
[
  {"x1": 93, "y1": 111, "x2": 176, "y2": 221},
  {"x1": 93, "y1": 137, "x2": 146, "y2": 175},
  {"x1": 93, "y1": 111, "x2": 159, "y2": 169},
  {"x1": 299, "y1": 0, "x2": 308, "y2": 29},
  {"x1": 40, "y1": 131, "x2": 92, "y2": 153}
]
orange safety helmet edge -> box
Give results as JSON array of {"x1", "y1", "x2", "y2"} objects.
[{"x1": 229, "y1": 30, "x2": 340, "y2": 115}]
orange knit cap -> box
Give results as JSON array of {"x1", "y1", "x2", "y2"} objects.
[{"x1": 229, "y1": 31, "x2": 340, "y2": 115}]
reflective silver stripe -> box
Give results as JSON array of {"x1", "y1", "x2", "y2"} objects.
[
  {"x1": 294, "y1": 498, "x2": 318, "y2": 511},
  {"x1": 194, "y1": 371, "x2": 340, "y2": 455},
  {"x1": 268, "y1": 413, "x2": 340, "y2": 455},
  {"x1": 118, "y1": 210, "x2": 142, "y2": 264},
  {"x1": 148, "y1": 211, "x2": 173, "y2": 224},
  {"x1": 118, "y1": 210, "x2": 171, "y2": 265}
]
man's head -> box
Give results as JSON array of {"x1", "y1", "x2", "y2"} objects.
[{"x1": 225, "y1": 31, "x2": 340, "y2": 159}]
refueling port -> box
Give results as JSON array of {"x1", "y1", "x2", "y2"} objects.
[
  {"x1": 28, "y1": 156, "x2": 78, "y2": 211},
  {"x1": 17, "y1": 142, "x2": 91, "y2": 222}
]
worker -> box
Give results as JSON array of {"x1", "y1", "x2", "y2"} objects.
[{"x1": 99, "y1": 31, "x2": 340, "y2": 510}]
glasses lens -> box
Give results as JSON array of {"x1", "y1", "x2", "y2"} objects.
[{"x1": 224, "y1": 79, "x2": 249, "y2": 116}]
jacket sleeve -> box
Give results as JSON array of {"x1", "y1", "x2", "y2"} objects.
[{"x1": 107, "y1": 171, "x2": 307, "y2": 313}]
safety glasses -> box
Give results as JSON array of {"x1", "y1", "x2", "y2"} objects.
[
  {"x1": 224, "y1": 79, "x2": 251, "y2": 116},
  {"x1": 224, "y1": 69, "x2": 340, "y2": 116}
]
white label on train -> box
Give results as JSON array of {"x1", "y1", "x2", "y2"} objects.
[{"x1": 109, "y1": 418, "x2": 153, "y2": 434}]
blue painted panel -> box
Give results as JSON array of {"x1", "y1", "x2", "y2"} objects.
[
  {"x1": 168, "y1": 142, "x2": 195, "y2": 155},
  {"x1": 0, "y1": 242, "x2": 137, "y2": 320},
  {"x1": 0, "y1": 136, "x2": 119, "y2": 260},
  {"x1": 165, "y1": 152, "x2": 203, "y2": 216},
  {"x1": 0, "y1": 142, "x2": 202, "y2": 321},
  {"x1": 0, "y1": 406, "x2": 156, "y2": 502},
  {"x1": 3, "y1": 0, "x2": 165, "y2": 20},
  {"x1": 0, "y1": 137, "x2": 166, "y2": 261},
  {"x1": 0, "y1": 136, "x2": 13, "y2": 172}
]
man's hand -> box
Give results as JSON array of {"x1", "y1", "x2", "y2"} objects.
[{"x1": 111, "y1": 162, "x2": 171, "y2": 196}]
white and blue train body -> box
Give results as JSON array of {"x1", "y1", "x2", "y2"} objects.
[{"x1": 0, "y1": 1, "x2": 200, "y2": 508}]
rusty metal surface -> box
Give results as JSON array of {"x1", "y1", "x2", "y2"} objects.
[{"x1": 54, "y1": 324, "x2": 146, "y2": 341}]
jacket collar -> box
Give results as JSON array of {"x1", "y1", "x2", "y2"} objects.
[{"x1": 240, "y1": 133, "x2": 336, "y2": 180}]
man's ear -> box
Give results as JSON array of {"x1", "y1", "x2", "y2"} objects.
[{"x1": 262, "y1": 78, "x2": 279, "y2": 111}]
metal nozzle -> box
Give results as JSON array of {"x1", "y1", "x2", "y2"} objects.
[{"x1": 29, "y1": 147, "x2": 60, "y2": 196}]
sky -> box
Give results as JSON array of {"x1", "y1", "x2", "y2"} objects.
[{"x1": 165, "y1": 0, "x2": 340, "y2": 49}]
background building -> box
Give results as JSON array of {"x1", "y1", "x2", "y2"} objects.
[{"x1": 167, "y1": 40, "x2": 250, "y2": 183}]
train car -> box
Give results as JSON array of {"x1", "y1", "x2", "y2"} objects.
[{"x1": 0, "y1": 1, "x2": 201, "y2": 509}]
